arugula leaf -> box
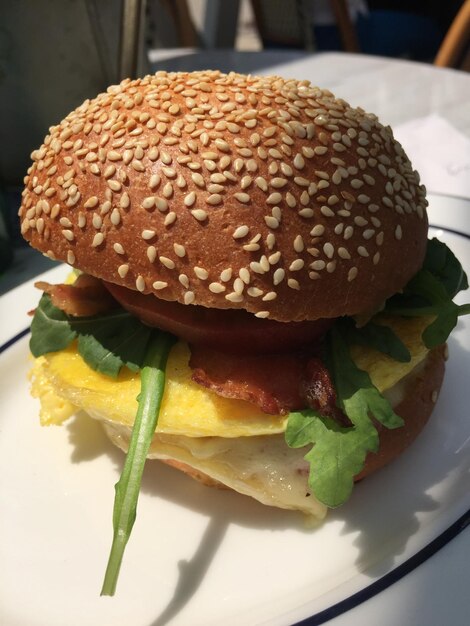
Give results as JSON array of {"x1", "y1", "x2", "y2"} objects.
[
  {"x1": 385, "y1": 239, "x2": 470, "y2": 348},
  {"x1": 30, "y1": 294, "x2": 152, "y2": 376},
  {"x1": 424, "y1": 237, "x2": 468, "y2": 298},
  {"x1": 30, "y1": 294, "x2": 77, "y2": 356},
  {"x1": 286, "y1": 324, "x2": 403, "y2": 508},
  {"x1": 286, "y1": 410, "x2": 377, "y2": 507},
  {"x1": 344, "y1": 318, "x2": 411, "y2": 363},
  {"x1": 101, "y1": 332, "x2": 175, "y2": 596}
]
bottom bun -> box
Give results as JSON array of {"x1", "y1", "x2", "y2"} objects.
[{"x1": 357, "y1": 344, "x2": 446, "y2": 480}]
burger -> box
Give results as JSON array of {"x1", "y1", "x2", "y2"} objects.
[{"x1": 19, "y1": 70, "x2": 468, "y2": 594}]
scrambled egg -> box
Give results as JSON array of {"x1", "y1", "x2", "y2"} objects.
[
  {"x1": 30, "y1": 315, "x2": 430, "y2": 436},
  {"x1": 30, "y1": 342, "x2": 287, "y2": 437}
]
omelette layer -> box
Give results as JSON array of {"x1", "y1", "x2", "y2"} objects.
[{"x1": 30, "y1": 315, "x2": 431, "y2": 517}]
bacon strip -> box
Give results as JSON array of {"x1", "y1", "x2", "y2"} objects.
[
  {"x1": 190, "y1": 347, "x2": 306, "y2": 415},
  {"x1": 35, "y1": 274, "x2": 117, "y2": 317},
  {"x1": 190, "y1": 346, "x2": 342, "y2": 419}
]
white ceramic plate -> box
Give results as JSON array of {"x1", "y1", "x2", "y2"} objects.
[{"x1": 1, "y1": 199, "x2": 469, "y2": 626}]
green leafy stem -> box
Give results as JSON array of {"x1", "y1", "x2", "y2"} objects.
[{"x1": 101, "y1": 332, "x2": 175, "y2": 596}]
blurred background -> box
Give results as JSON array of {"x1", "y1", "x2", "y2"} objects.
[{"x1": 0, "y1": 0, "x2": 468, "y2": 283}]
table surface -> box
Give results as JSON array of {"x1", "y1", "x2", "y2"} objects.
[{"x1": 2, "y1": 51, "x2": 470, "y2": 626}]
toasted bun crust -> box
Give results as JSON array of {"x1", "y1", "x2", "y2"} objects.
[
  {"x1": 19, "y1": 70, "x2": 428, "y2": 321},
  {"x1": 356, "y1": 344, "x2": 446, "y2": 480}
]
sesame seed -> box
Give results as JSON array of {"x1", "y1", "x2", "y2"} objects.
[
  {"x1": 136, "y1": 276, "x2": 146, "y2": 291},
  {"x1": 294, "y1": 235, "x2": 304, "y2": 252},
  {"x1": 184, "y1": 291, "x2": 195, "y2": 304},
  {"x1": 357, "y1": 246, "x2": 369, "y2": 257},
  {"x1": 289, "y1": 259, "x2": 304, "y2": 271},
  {"x1": 255, "y1": 177, "x2": 268, "y2": 192},
  {"x1": 174, "y1": 243, "x2": 186, "y2": 257},
  {"x1": 155, "y1": 197, "x2": 168, "y2": 212},
  {"x1": 214, "y1": 138, "x2": 230, "y2": 152},
  {"x1": 209, "y1": 282, "x2": 226, "y2": 293},
  {"x1": 192, "y1": 173, "x2": 205, "y2": 187},
  {"x1": 293, "y1": 153, "x2": 305, "y2": 169},
  {"x1": 264, "y1": 215, "x2": 279, "y2": 229},
  {"x1": 179, "y1": 274, "x2": 189, "y2": 288},
  {"x1": 118, "y1": 264, "x2": 129, "y2": 278},
  {"x1": 147, "y1": 246, "x2": 157, "y2": 262},
  {"x1": 271, "y1": 177, "x2": 288, "y2": 189},
  {"x1": 101, "y1": 201, "x2": 112, "y2": 215},
  {"x1": 206, "y1": 194, "x2": 222, "y2": 205},
  {"x1": 268, "y1": 251, "x2": 281, "y2": 265},
  {"x1": 287, "y1": 278, "x2": 300, "y2": 290},
  {"x1": 148, "y1": 174, "x2": 161, "y2": 190},
  {"x1": 310, "y1": 224, "x2": 325, "y2": 237},
  {"x1": 194, "y1": 266, "x2": 208, "y2": 280},
  {"x1": 233, "y1": 225, "x2": 249, "y2": 239},
  {"x1": 226, "y1": 292, "x2": 244, "y2": 303},
  {"x1": 162, "y1": 167, "x2": 176, "y2": 178},
  {"x1": 117, "y1": 192, "x2": 129, "y2": 209},
  {"x1": 160, "y1": 256, "x2": 175, "y2": 269},
  {"x1": 255, "y1": 311, "x2": 270, "y2": 318},
  {"x1": 164, "y1": 211, "x2": 177, "y2": 226},
  {"x1": 153, "y1": 281, "x2": 168, "y2": 290},
  {"x1": 323, "y1": 241, "x2": 335, "y2": 259},
  {"x1": 320, "y1": 205, "x2": 335, "y2": 217},
  {"x1": 142, "y1": 229, "x2": 156, "y2": 240},
  {"x1": 234, "y1": 192, "x2": 250, "y2": 204},
  {"x1": 163, "y1": 182, "x2": 173, "y2": 198},
  {"x1": 395, "y1": 224, "x2": 402, "y2": 240},
  {"x1": 142, "y1": 196, "x2": 155, "y2": 210},
  {"x1": 62, "y1": 229, "x2": 74, "y2": 241},
  {"x1": 92, "y1": 214, "x2": 102, "y2": 229},
  {"x1": 267, "y1": 192, "x2": 282, "y2": 205},
  {"x1": 348, "y1": 267, "x2": 358, "y2": 281},
  {"x1": 273, "y1": 268, "x2": 285, "y2": 285},
  {"x1": 107, "y1": 179, "x2": 121, "y2": 192},
  {"x1": 191, "y1": 209, "x2": 207, "y2": 222},
  {"x1": 84, "y1": 196, "x2": 99, "y2": 209},
  {"x1": 92, "y1": 232, "x2": 104, "y2": 247},
  {"x1": 218, "y1": 268, "x2": 232, "y2": 283},
  {"x1": 67, "y1": 250, "x2": 75, "y2": 265},
  {"x1": 210, "y1": 173, "x2": 226, "y2": 184},
  {"x1": 247, "y1": 287, "x2": 263, "y2": 297}
]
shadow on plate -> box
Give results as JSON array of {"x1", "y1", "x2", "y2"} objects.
[{"x1": 330, "y1": 335, "x2": 470, "y2": 578}]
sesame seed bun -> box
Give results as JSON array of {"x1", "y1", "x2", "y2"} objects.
[{"x1": 19, "y1": 70, "x2": 428, "y2": 322}]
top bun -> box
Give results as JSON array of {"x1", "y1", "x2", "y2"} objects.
[{"x1": 19, "y1": 70, "x2": 428, "y2": 322}]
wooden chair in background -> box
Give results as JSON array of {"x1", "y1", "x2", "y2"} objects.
[{"x1": 434, "y1": 0, "x2": 470, "y2": 70}]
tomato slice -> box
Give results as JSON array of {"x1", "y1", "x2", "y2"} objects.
[{"x1": 104, "y1": 282, "x2": 333, "y2": 354}]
